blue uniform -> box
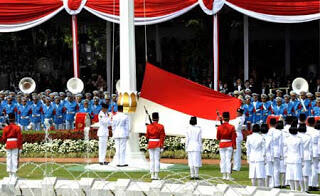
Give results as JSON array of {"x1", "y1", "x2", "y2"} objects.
[
  {"x1": 79, "y1": 107, "x2": 92, "y2": 114},
  {"x1": 52, "y1": 102, "x2": 65, "y2": 130},
  {"x1": 242, "y1": 103, "x2": 254, "y2": 123},
  {"x1": 31, "y1": 102, "x2": 42, "y2": 131},
  {"x1": 272, "y1": 104, "x2": 288, "y2": 117},
  {"x1": 17, "y1": 104, "x2": 31, "y2": 130},
  {"x1": 64, "y1": 100, "x2": 78, "y2": 130},
  {"x1": 91, "y1": 104, "x2": 102, "y2": 119},
  {"x1": 42, "y1": 104, "x2": 55, "y2": 130},
  {"x1": 260, "y1": 102, "x2": 272, "y2": 123},
  {"x1": 4, "y1": 103, "x2": 17, "y2": 122},
  {"x1": 312, "y1": 106, "x2": 320, "y2": 116},
  {"x1": 296, "y1": 99, "x2": 310, "y2": 117},
  {"x1": 108, "y1": 101, "x2": 118, "y2": 112},
  {"x1": 252, "y1": 101, "x2": 262, "y2": 124},
  {"x1": 0, "y1": 103, "x2": 5, "y2": 124}
]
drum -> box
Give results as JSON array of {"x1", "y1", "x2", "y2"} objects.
[
  {"x1": 75, "y1": 112, "x2": 91, "y2": 130},
  {"x1": 266, "y1": 115, "x2": 281, "y2": 127}
]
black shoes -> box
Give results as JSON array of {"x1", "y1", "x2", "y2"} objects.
[
  {"x1": 99, "y1": 162, "x2": 109, "y2": 165},
  {"x1": 190, "y1": 177, "x2": 200, "y2": 180},
  {"x1": 117, "y1": 164, "x2": 129, "y2": 167}
]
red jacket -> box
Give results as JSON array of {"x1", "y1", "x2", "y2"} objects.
[
  {"x1": 217, "y1": 122, "x2": 237, "y2": 149},
  {"x1": 1, "y1": 123, "x2": 23, "y2": 149},
  {"x1": 146, "y1": 122, "x2": 166, "y2": 149}
]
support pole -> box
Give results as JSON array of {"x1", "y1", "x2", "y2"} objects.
[
  {"x1": 72, "y1": 15, "x2": 79, "y2": 78},
  {"x1": 213, "y1": 14, "x2": 219, "y2": 91},
  {"x1": 285, "y1": 25, "x2": 291, "y2": 76},
  {"x1": 106, "y1": 21, "x2": 112, "y2": 94},
  {"x1": 243, "y1": 15, "x2": 249, "y2": 81}
]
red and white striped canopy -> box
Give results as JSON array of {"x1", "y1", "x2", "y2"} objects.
[{"x1": 0, "y1": 0, "x2": 320, "y2": 32}]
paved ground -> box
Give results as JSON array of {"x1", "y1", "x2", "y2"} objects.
[{"x1": 0, "y1": 157, "x2": 248, "y2": 165}]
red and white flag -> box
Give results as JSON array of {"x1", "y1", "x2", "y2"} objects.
[{"x1": 132, "y1": 63, "x2": 241, "y2": 139}]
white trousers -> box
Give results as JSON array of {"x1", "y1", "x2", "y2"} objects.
[
  {"x1": 114, "y1": 138, "x2": 127, "y2": 165},
  {"x1": 7, "y1": 149, "x2": 19, "y2": 173},
  {"x1": 149, "y1": 148, "x2": 160, "y2": 173},
  {"x1": 219, "y1": 147, "x2": 233, "y2": 174},
  {"x1": 187, "y1": 151, "x2": 202, "y2": 167},
  {"x1": 233, "y1": 137, "x2": 242, "y2": 171},
  {"x1": 309, "y1": 157, "x2": 319, "y2": 187},
  {"x1": 273, "y1": 157, "x2": 280, "y2": 187},
  {"x1": 98, "y1": 136, "x2": 108, "y2": 163}
]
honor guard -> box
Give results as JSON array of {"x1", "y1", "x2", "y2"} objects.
[
  {"x1": 231, "y1": 108, "x2": 245, "y2": 171},
  {"x1": 242, "y1": 95, "x2": 254, "y2": 124},
  {"x1": 52, "y1": 96, "x2": 65, "y2": 130},
  {"x1": 272, "y1": 119, "x2": 283, "y2": 188},
  {"x1": 91, "y1": 96, "x2": 102, "y2": 123},
  {"x1": 111, "y1": 105, "x2": 129, "y2": 167},
  {"x1": 31, "y1": 95, "x2": 42, "y2": 131},
  {"x1": 216, "y1": 112, "x2": 237, "y2": 180},
  {"x1": 185, "y1": 116, "x2": 202, "y2": 180},
  {"x1": 64, "y1": 94, "x2": 78, "y2": 130},
  {"x1": 1, "y1": 113, "x2": 22, "y2": 179},
  {"x1": 17, "y1": 97, "x2": 32, "y2": 131},
  {"x1": 252, "y1": 93, "x2": 262, "y2": 124},
  {"x1": 246, "y1": 124, "x2": 266, "y2": 187},
  {"x1": 42, "y1": 97, "x2": 55, "y2": 131},
  {"x1": 260, "y1": 124, "x2": 274, "y2": 187},
  {"x1": 146, "y1": 112, "x2": 166, "y2": 180},
  {"x1": 97, "y1": 103, "x2": 111, "y2": 165},
  {"x1": 108, "y1": 94, "x2": 118, "y2": 113}
]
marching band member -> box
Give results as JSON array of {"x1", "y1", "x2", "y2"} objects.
[
  {"x1": 246, "y1": 124, "x2": 265, "y2": 187},
  {"x1": 306, "y1": 117, "x2": 319, "y2": 191},
  {"x1": 64, "y1": 93, "x2": 78, "y2": 130},
  {"x1": 42, "y1": 97, "x2": 55, "y2": 131},
  {"x1": 112, "y1": 105, "x2": 129, "y2": 167},
  {"x1": 261, "y1": 94, "x2": 272, "y2": 123},
  {"x1": 79, "y1": 99, "x2": 92, "y2": 114},
  {"x1": 290, "y1": 91, "x2": 300, "y2": 117},
  {"x1": 273, "y1": 97, "x2": 287, "y2": 118},
  {"x1": 52, "y1": 96, "x2": 65, "y2": 130},
  {"x1": 146, "y1": 112, "x2": 166, "y2": 180},
  {"x1": 283, "y1": 127, "x2": 303, "y2": 191},
  {"x1": 1, "y1": 113, "x2": 22, "y2": 179},
  {"x1": 252, "y1": 93, "x2": 262, "y2": 124},
  {"x1": 216, "y1": 112, "x2": 237, "y2": 180},
  {"x1": 17, "y1": 97, "x2": 31, "y2": 131},
  {"x1": 91, "y1": 96, "x2": 102, "y2": 123},
  {"x1": 297, "y1": 124, "x2": 312, "y2": 192},
  {"x1": 185, "y1": 116, "x2": 202, "y2": 180},
  {"x1": 232, "y1": 108, "x2": 245, "y2": 171},
  {"x1": 75, "y1": 94, "x2": 83, "y2": 110},
  {"x1": 31, "y1": 95, "x2": 42, "y2": 131},
  {"x1": 312, "y1": 98, "x2": 320, "y2": 116},
  {"x1": 97, "y1": 103, "x2": 111, "y2": 165},
  {"x1": 260, "y1": 124, "x2": 274, "y2": 187},
  {"x1": 109, "y1": 94, "x2": 118, "y2": 112},
  {"x1": 242, "y1": 95, "x2": 254, "y2": 124}
]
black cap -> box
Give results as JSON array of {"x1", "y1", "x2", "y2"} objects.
[
  {"x1": 152, "y1": 112, "x2": 159, "y2": 120},
  {"x1": 222, "y1": 112, "x2": 230, "y2": 119},
  {"x1": 237, "y1": 108, "x2": 244, "y2": 114}
]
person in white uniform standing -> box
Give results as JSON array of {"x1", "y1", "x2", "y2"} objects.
[
  {"x1": 112, "y1": 105, "x2": 129, "y2": 167},
  {"x1": 232, "y1": 108, "x2": 245, "y2": 171},
  {"x1": 283, "y1": 127, "x2": 304, "y2": 191},
  {"x1": 270, "y1": 118, "x2": 282, "y2": 188},
  {"x1": 297, "y1": 124, "x2": 312, "y2": 192},
  {"x1": 261, "y1": 123, "x2": 274, "y2": 187},
  {"x1": 246, "y1": 124, "x2": 266, "y2": 187},
  {"x1": 185, "y1": 116, "x2": 202, "y2": 180},
  {"x1": 97, "y1": 103, "x2": 110, "y2": 165}
]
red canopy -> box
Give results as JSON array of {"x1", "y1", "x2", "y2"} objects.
[{"x1": 0, "y1": 0, "x2": 319, "y2": 32}]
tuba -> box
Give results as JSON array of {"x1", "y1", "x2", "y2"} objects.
[
  {"x1": 67, "y1": 77, "x2": 84, "y2": 94},
  {"x1": 19, "y1": 77, "x2": 36, "y2": 94},
  {"x1": 292, "y1": 77, "x2": 309, "y2": 111}
]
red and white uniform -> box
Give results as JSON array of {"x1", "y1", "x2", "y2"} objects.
[
  {"x1": 1, "y1": 123, "x2": 22, "y2": 173},
  {"x1": 146, "y1": 122, "x2": 165, "y2": 173},
  {"x1": 217, "y1": 122, "x2": 237, "y2": 174}
]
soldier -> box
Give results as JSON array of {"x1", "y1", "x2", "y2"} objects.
[
  {"x1": 91, "y1": 96, "x2": 102, "y2": 123},
  {"x1": 97, "y1": 103, "x2": 110, "y2": 165},
  {"x1": 64, "y1": 94, "x2": 78, "y2": 130},
  {"x1": 17, "y1": 97, "x2": 31, "y2": 131},
  {"x1": 231, "y1": 108, "x2": 245, "y2": 171},
  {"x1": 283, "y1": 127, "x2": 303, "y2": 191},
  {"x1": 146, "y1": 112, "x2": 166, "y2": 180},
  {"x1": 185, "y1": 116, "x2": 202, "y2": 180},
  {"x1": 1, "y1": 113, "x2": 22, "y2": 179},
  {"x1": 216, "y1": 112, "x2": 237, "y2": 180},
  {"x1": 30, "y1": 95, "x2": 42, "y2": 131},
  {"x1": 270, "y1": 118, "x2": 282, "y2": 188},
  {"x1": 246, "y1": 124, "x2": 265, "y2": 187},
  {"x1": 52, "y1": 96, "x2": 65, "y2": 130},
  {"x1": 112, "y1": 105, "x2": 129, "y2": 167},
  {"x1": 242, "y1": 95, "x2": 254, "y2": 124},
  {"x1": 252, "y1": 93, "x2": 262, "y2": 124}
]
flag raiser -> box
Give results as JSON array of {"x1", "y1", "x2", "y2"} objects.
[{"x1": 132, "y1": 63, "x2": 241, "y2": 139}]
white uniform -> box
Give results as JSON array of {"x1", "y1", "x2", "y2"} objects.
[
  {"x1": 246, "y1": 132, "x2": 266, "y2": 179},
  {"x1": 298, "y1": 132, "x2": 312, "y2": 191},
  {"x1": 271, "y1": 127, "x2": 283, "y2": 187},
  {"x1": 97, "y1": 110, "x2": 110, "y2": 163},
  {"x1": 283, "y1": 134, "x2": 303, "y2": 182},
  {"x1": 306, "y1": 126, "x2": 319, "y2": 187},
  {"x1": 185, "y1": 125, "x2": 202, "y2": 167},
  {"x1": 231, "y1": 115, "x2": 245, "y2": 171},
  {"x1": 280, "y1": 125, "x2": 291, "y2": 173},
  {"x1": 263, "y1": 132, "x2": 274, "y2": 187},
  {"x1": 112, "y1": 112, "x2": 129, "y2": 166}
]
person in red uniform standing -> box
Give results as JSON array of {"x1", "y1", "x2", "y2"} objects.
[
  {"x1": 1, "y1": 113, "x2": 22, "y2": 179},
  {"x1": 146, "y1": 112, "x2": 166, "y2": 180},
  {"x1": 217, "y1": 112, "x2": 237, "y2": 180}
]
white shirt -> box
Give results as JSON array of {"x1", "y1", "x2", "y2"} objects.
[
  {"x1": 263, "y1": 133, "x2": 274, "y2": 162},
  {"x1": 231, "y1": 116, "x2": 245, "y2": 139},
  {"x1": 185, "y1": 125, "x2": 202, "y2": 152},
  {"x1": 112, "y1": 112, "x2": 130, "y2": 138},
  {"x1": 306, "y1": 126, "x2": 319, "y2": 158},
  {"x1": 271, "y1": 128, "x2": 282, "y2": 158},
  {"x1": 298, "y1": 132, "x2": 313, "y2": 161},
  {"x1": 284, "y1": 134, "x2": 304, "y2": 164},
  {"x1": 246, "y1": 133, "x2": 265, "y2": 162},
  {"x1": 97, "y1": 110, "x2": 110, "y2": 137}
]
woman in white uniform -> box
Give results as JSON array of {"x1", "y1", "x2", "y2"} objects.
[
  {"x1": 276, "y1": 120, "x2": 286, "y2": 188},
  {"x1": 283, "y1": 127, "x2": 304, "y2": 191},
  {"x1": 261, "y1": 123, "x2": 274, "y2": 187},
  {"x1": 297, "y1": 124, "x2": 312, "y2": 192},
  {"x1": 246, "y1": 124, "x2": 266, "y2": 187},
  {"x1": 185, "y1": 116, "x2": 202, "y2": 180}
]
